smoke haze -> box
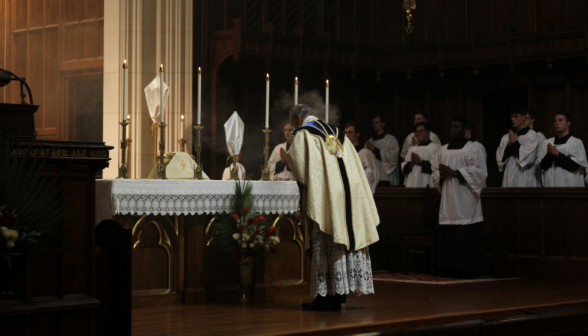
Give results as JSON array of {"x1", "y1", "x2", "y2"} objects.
[{"x1": 273, "y1": 89, "x2": 341, "y2": 126}]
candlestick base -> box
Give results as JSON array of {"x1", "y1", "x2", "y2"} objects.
[
  {"x1": 178, "y1": 139, "x2": 186, "y2": 152},
  {"x1": 259, "y1": 128, "x2": 272, "y2": 181},
  {"x1": 193, "y1": 125, "x2": 205, "y2": 180},
  {"x1": 116, "y1": 163, "x2": 128, "y2": 179},
  {"x1": 156, "y1": 123, "x2": 168, "y2": 180},
  {"x1": 117, "y1": 120, "x2": 130, "y2": 179}
]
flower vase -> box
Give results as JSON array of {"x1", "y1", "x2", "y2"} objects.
[{"x1": 239, "y1": 256, "x2": 252, "y2": 302}]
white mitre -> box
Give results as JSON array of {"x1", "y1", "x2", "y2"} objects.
[{"x1": 144, "y1": 75, "x2": 170, "y2": 123}]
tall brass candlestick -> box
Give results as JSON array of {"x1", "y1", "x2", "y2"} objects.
[
  {"x1": 259, "y1": 128, "x2": 272, "y2": 181},
  {"x1": 156, "y1": 122, "x2": 167, "y2": 179},
  {"x1": 193, "y1": 124, "x2": 205, "y2": 179},
  {"x1": 117, "y1": 118, "x2": 130, "y2": 179}
]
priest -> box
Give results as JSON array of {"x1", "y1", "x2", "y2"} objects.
[
  {"x1": 432, "y1": 116, "x2": 487, "y2": 279},
  {"x1": 287, "y1": 104, "x2": 379, "y2": 311},
  {"x1": 400, "y1": 112, "x2": 442, "y2": 161},
  {"x1": 365, "y1": 115, "x2": 400, "y2": 185},
  {"x1": 538, "y1": 113, "x2": 588, "y2": 187},
  {"x1": 401, "y1": 122, "x2": 440, "y2": 188},
  {"x1": 268, "y1": 122, "x2": 295, "y2": 181},
  {"x1": 344, "y1": 122, "x2": 379, "y2": 193},
  {"x1": 495, "y1": 105, "x2": 540, "y2": 187}
]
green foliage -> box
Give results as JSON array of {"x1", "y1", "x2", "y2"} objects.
[{"x1": 0, "y1": 130, "x2": 70, "y2": 264}]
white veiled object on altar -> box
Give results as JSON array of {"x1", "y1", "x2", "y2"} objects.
[
  {"x1": 144, "y1": 75, "x2": 170, "y2": 123},
  {"x1": 224, "y1": 111, "x2": 244, "y2": 156}
]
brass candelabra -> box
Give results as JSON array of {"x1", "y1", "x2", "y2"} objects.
[
  {"x1": 259, "y1": 128, "x2": 272, "y2": 181},
  {"x1": 117, "y1": 119, "x2": 130, "y2": 179},
  {"x1": 193, "y1": 124, "x2": 205, "y2": 179},
  {"x1": 156, "y1": 122, "x2": 167, "y2": 179}
]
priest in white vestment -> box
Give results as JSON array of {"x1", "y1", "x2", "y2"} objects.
[
  {"x1": 538, "y1": 113, "x2": 588, "y2": 187},
  {"x1": 525, "y1": 111, "x2": 546, "y2": 186},
  {"x1": 400, "y1": 112, "x2": 442, "y2": 161},
  {"x1": 432, "y1": 116, "x2": 487, "y2": 279},
  {"x1": 344, "y1": 122, "x2": 379, "y2": 194},
  {"x1": 268, "y1": 123, "x2": 295, "y2": 181},
  {"x1": 496, "y1": 106, "x2": 540, "y2": 187},
  {"x1": 287, "y1": 105, "x2": 379, "y2": 311},
  {"x1": 401, "y1": 122, "x2": 440, "y2": 188},
  {"x1": 365, "y1": 115, "x2": 400, "y2": 185}
]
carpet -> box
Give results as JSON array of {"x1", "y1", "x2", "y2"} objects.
[{"x1": 372, "y1": 271, "x2": 517, "y2": 285}]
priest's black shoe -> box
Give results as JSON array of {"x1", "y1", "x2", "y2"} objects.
[{"x1": 301, "y1": 295, "x2": 341, "y2": 311}]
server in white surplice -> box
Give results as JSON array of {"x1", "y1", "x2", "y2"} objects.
[
  {"x1": 401, "y1": 122, "x2": 440, "y2": 188},
  {"x1": 365, "y1": 115, "x2": 400, "y2": 185},
  {"x1": 344, "y1": 122, "x2": 379, "y2": 194},
  {"x1": 537, "y1": 113, "x2": 588, "y2": 187},
  {"x1": 432, "y1": 116, "x2": 487, "y2": 279},
  {"x1": 525, "y1": 111, "x2": 546, "y2": 186},
  {"x1": 496, "y1": 105, "x2": 540, "y2": 187},
  {"x1": 268, "y1": 122, "x2": 295, "y2": 181},
  {"x1": 400, "y1": 112, "x2": 442, "y2": 161}
]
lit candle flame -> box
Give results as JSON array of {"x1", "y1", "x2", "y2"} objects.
[
  {"x1": 198, "y1": 67, "x2": 201, "y2": 75},
  {"x1": 326, "y1": 80, "x2": 329, "y2": 88},
  {"x1": 126, "y1": 114, "x2": 130, "y2": 120},
  {"x1": 295, "y1": 77, "x2": 298, "y2": 84},
  {"x1": 160, "y1": 64, "x2": 164, "y2": 72},
  {"x1": 266, "y1": 74, "x2": 269, "y2": 81},
  {"x1": 181, "y1": 115, "x2": 184, "y2": 120},
  {"x1": 123, "y1": 60, "x2": 127, "y2": 69}
]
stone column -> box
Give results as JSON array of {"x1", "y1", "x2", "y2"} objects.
[{"x1": 103, "y1": 0, "x2": 193, "y2": 178}]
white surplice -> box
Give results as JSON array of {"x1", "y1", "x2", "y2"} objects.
[
  {"x1": 537, "y1": 136, "x2": 588, "y2": 187},
  {"x1": 268, "y1": 142, "x2": 292, "y2": 181},
  {"x1": 357, "y1": 148, "x2": 379, "y2": 194},
  {"x1": 401, "y1": 131, "x2": 442, "y2": 160},
  {"x1": 366, "y1": 134, "x2": 400, "y2": 185},
  {"x1": 432, "y1": 141, "x2": 488, "y2": 225},
  {"x1": 221, "y1": 163, "x2": 246, "y2": 180},
  {"x1": 401, "y1": 142, "x2": 441, "y2": 188},
  {"x1": 534, "y1": 131, "x2": 547, "y2": 186},
  {"x1": 495, "y1": 130, "x2": 540, "y2": 187}
]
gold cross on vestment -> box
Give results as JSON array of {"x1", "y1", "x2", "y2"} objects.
[{"x1": 180, "y1": 160, "x2": 186, "y2": 170}]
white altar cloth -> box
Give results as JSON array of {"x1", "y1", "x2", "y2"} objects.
[{"x1": 95, "y1": 179, "x2": 300, "y2": 224}]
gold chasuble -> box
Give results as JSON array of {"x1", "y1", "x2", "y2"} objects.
[{"x1": 288, "y1": 118, "x2": 380, "y2": 251}]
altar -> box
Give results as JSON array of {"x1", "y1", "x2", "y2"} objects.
[{"x1": 95, "y1": 179, "x2": 306, "y2": 307}]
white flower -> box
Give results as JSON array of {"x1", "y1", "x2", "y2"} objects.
[
  {"x1": 0, "y1": 226, "x2": 8, "y2": 237},
  {"x1": 242, "y1": 234, "x2": 250, "y2": 240},
  {"x1": 241, "y1": 243, "x2": 247, "y2": 248},
  {"x1": 232, "y1": 233, "x2": 240, "y2": 240},
  {"x1": 248, "y1": 243, "x2": 255, "y2": 248},
  {"x1": 265, "y1": 244, "x2": 270, "y2": 250},
  {"x1": 6, "y1": 240, "x2": 15, "y2": 248},
  {"x1": 272, "y1": 236, "x2": 280, "y2": 245},
  {"x1": 9, "y1": 229, "x2": 18, "y2": 239}
]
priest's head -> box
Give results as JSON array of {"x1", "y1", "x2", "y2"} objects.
[
  {"x1": 510, "y1": 105, "x2": 528, "y2": 131},
  {"x1": 414, "y1": 112, "x2": 428, "y2": 126},
  {"x1": 344, "y1": 122, "x2": 362, "y2": 146},
  {"x1": 372, "y1": 115, "x2": 386, "y2": 134},
  {"x1": 289, "y1": 104, "x2": 313, "y2": 128},
  {"x1": 554, "y1": 113, "x2": 572, "y2": 135},
  {"x1": 450, "y1": 116, "x2": 468, "y2": 140},
  {"x1": 414, "y1": 122, "x2": 431, "y2": 143},
  {"x1": 283, "y1": 122, "x2": 295, "y2": 143}
]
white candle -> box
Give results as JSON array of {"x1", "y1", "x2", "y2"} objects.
[
  {"x1": 123, "y1": 60, "x2": 128, "y2": 122},
  {"x1": 180, "y1": 115, "x2": 184, "y2": 139},
  {"x1": 160, "y1": 64, "x2": 164, "y2": 123},
  {"x1": 265, "y1": 74, "x2": 270, "y2": 128},
  {"x1": 294, "y1": 77, "x2": 298, "y2": 105},
  {"x1": 325, "y1": 80, "x2": 329, "y2": 123},
  {"x1": 197, "y1": 67, "x2": 202, "y2": 125}
]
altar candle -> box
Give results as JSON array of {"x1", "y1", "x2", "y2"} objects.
[
  {"x1": 265, "y1": 74, "x2": 270, "y2": 129},
  {"x1": 294, "y1": 77, "x2": 298, "y2": 105},
  {"x1": 160, "y1": 64, "x2": 164, "y2": 123},
  {"x1": 180, "y1": 115, "x2": 185, "y2": 139},
  {"x1": 126, "y1": 114, "x2": 130, "y2": 139},
  {"x1": 325, "y1": 80, "x2": 329, "y2": 123},
  {"x1": 197, "y1": 67, "x2": 202, "y2": 125},
  {"x1": 123, "y1": 60, "x2": 128, "y2": 122}
]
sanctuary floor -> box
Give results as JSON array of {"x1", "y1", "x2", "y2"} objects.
[{"x1": 131, "y1": 279, "x2": 588, "y2": 336}]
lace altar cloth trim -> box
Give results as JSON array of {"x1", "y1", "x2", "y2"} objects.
[{"x1": 108, "y1": 179, "x2": 300, "y2": 216}]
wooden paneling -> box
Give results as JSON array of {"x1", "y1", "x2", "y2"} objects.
[
  {"x1": 1, "y1": 0, "x2": 104, "y2": 141},
  {"x1": 374, "y1": 187, "x2": 588, "y2": 282}
]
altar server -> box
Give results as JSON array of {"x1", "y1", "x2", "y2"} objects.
[
  {"x1": 344, "y1": 122, "x2": 379, "y2": 193},
  {"x1": 465, "y1": 119, "x2": 487, "y2": 161},
  {"x1": 538, "y1": 113, "x2": 588, "y2": 187},
  {"x1": 365, "y1": 115, "x2": 400, "y2": 185},
  {"x1": 525, "y1": 111, "x2": 546, "y2": 186},
  {"x1": 401, "y1": 122, "x2": 440, "y2": 188},
  {"x1": 400, "y1": 112, "x2": 442, "y2": 160},
  {"x1": 288, "y1": 104, "x2": 379, "y2": 311},
  {"x1": 432, "y1": 116, "x2": 487, "y2": 279},
  {"x1": 496, "y1": 105, "x2": 540, "y2": 187},
  {"x1": 268, "y1": 122, "x2": 295, "y2": 181},
  {"x1": 221, "y1": 153, "x2": 246, "y2": 180}
]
